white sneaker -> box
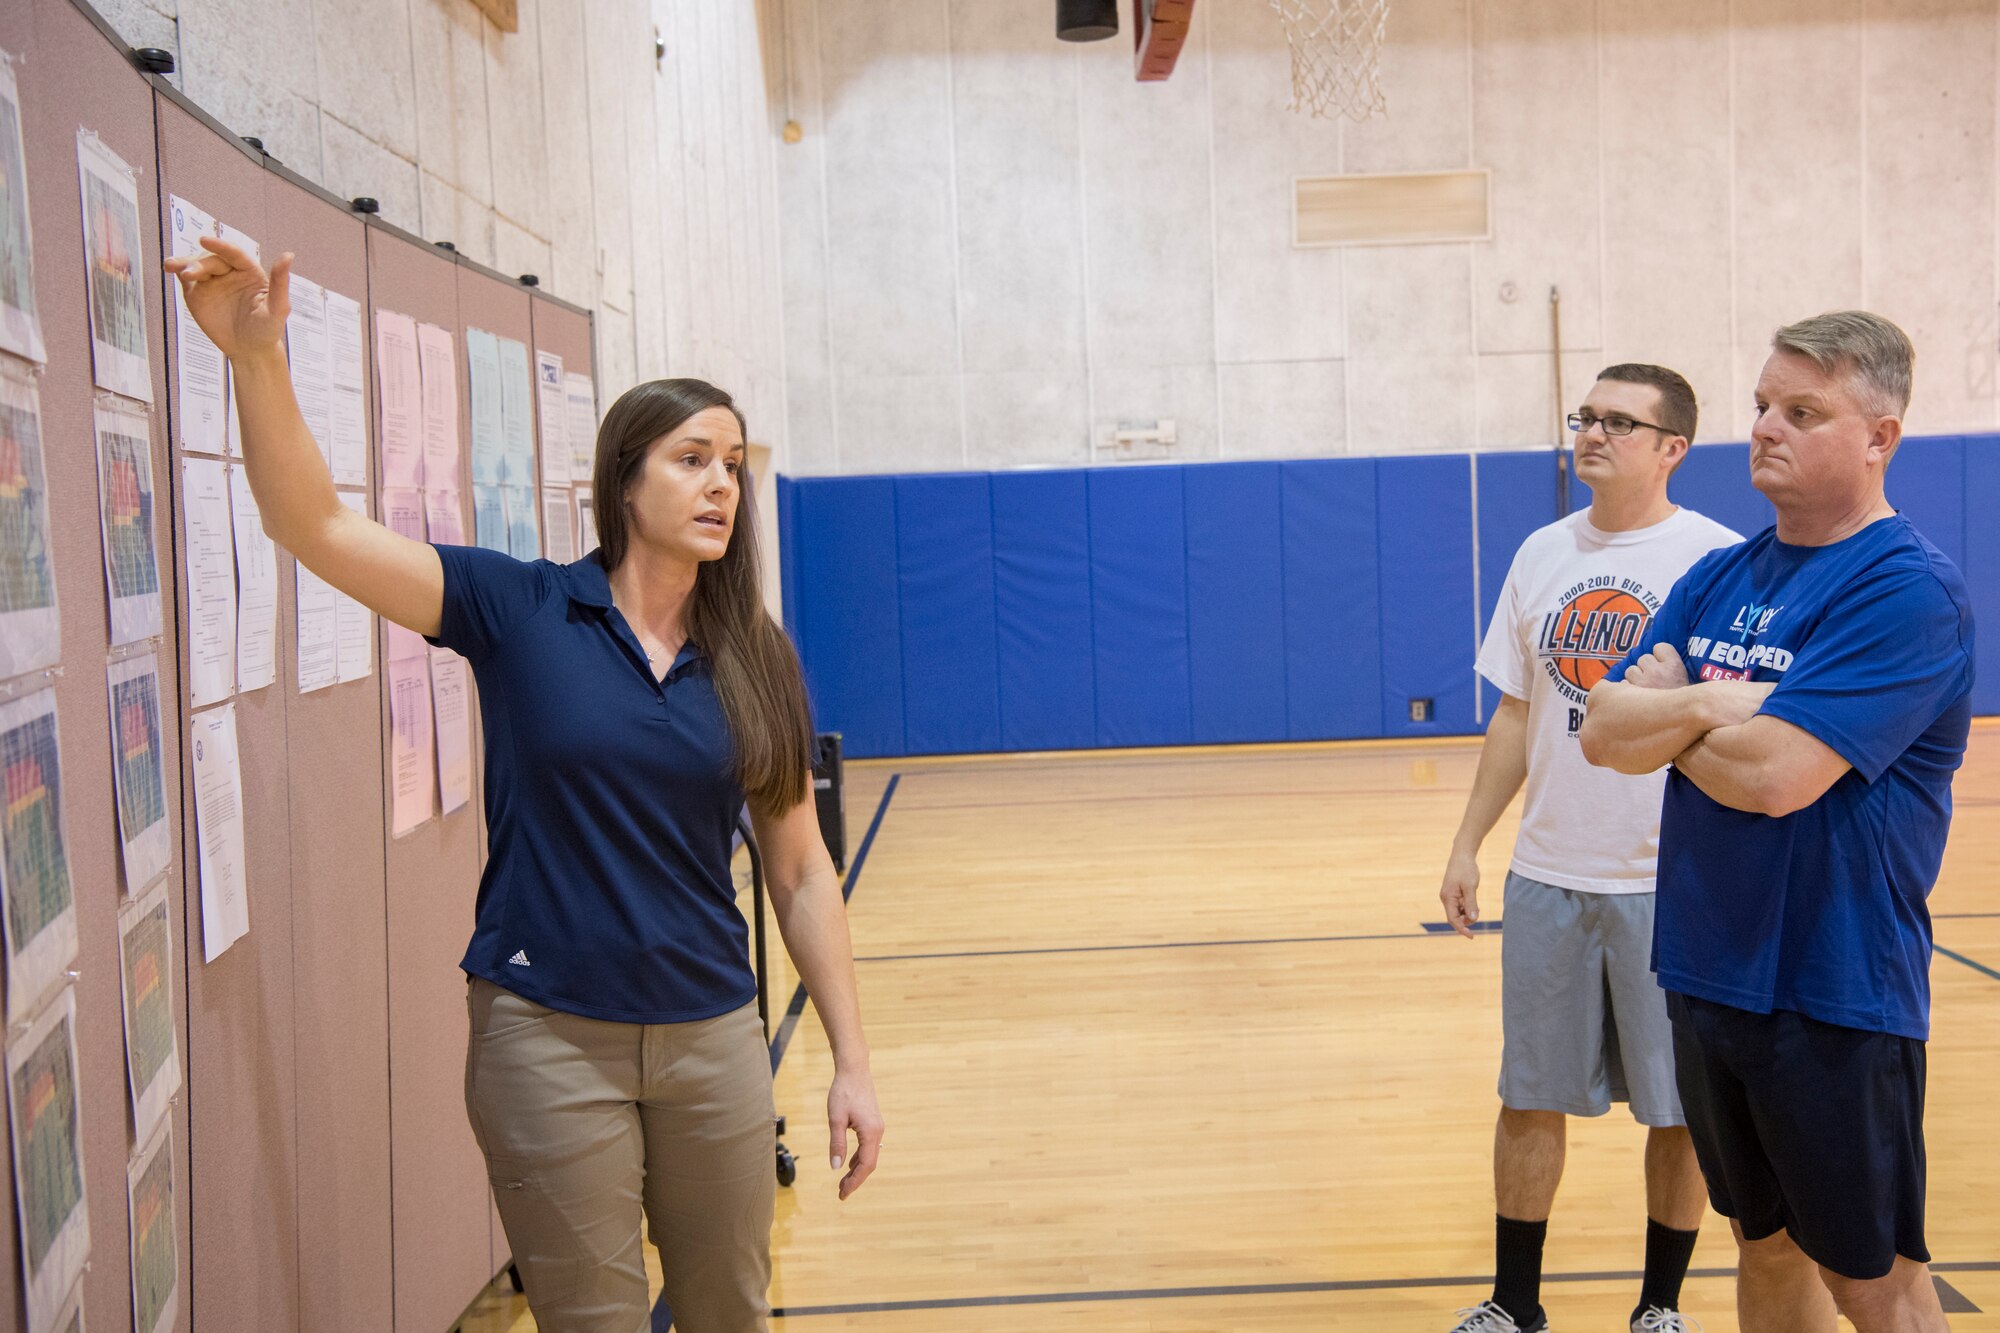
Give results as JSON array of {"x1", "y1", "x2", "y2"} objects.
[
  {"x1": 1632, "y1": 1309, "x2": 1701, "y2": 1333},
  {"x1": 1448, "y1": 1300, "x2": 1548, "y2": 1332}
]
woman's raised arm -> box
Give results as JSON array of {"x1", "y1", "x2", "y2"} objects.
[{"x1": 166, "y1": 235, "x2": 444, "y2": 636}]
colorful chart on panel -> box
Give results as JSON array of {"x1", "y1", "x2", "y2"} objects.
[
  {"x1": 2, "y1": 706, "x2": 72, "y2": 952},
  {"x1": 12, "y1": 1011, "x2": 83, "y2": 1277},
  {"x1": 83, "y1": 168, "x2": 143, "y2": 358},
  {"x1": 0, "y1": 390, "x2": 54, "y2": 615},
  {"x1": 0, "y1": 53, "x2": 44, "y2": 364},
  {"x1": 100, "y1": 425, "x2": 158, "y2": 598},
  {"x1": 121, "y1": 902, "x2": 173, "y2": 1093},
  {"x1": 112, "y1": 670, "x2": 167, "y2": 848},
  {"x1": 129, "y1": 1128, "x2": 177, "y2": 1333}
]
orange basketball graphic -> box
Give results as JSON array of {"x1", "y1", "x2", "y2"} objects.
[{"x1": 1546, "y1": 588, "x2": 1650, "y2": 692}]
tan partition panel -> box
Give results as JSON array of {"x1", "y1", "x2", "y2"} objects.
[
  {"x1": 528, "y1": 292, "x2": 594, "y2": 403},
  {"x1": 528, "y1": 287, "x2": 593, "y2": 574},
  {"x1": 448, "y1": 258, "x2": 517, "y2": 1293},
  {"x1": 153, "y1": 92, "x2": 305, "y2": 1333},
  {"x1": 9, "y1": 2, "x2": 190, "y2": 1328},
  {"x1": 459, "y1": 264, "x2": 547, "y2": 1289},
  {"x1": 1, "y1": 10, "x2": 40, "y2": 1324},
  {"x1": 262, "y1": 173, "x2": 394, "y2": 1333},
  {"x1": 368, "y1": 227, "x2": 494, "y2": 1333},
  {"x1": 10, "y1": 9, "x2": 622, "y2": 1333},
  {"x1": 513, "y1": 290, "x2": 592, "y2": 1281}
]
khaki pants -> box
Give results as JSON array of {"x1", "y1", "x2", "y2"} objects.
[{"x1": 464, "y1": 978, "x2": 776, "y2": 1333}]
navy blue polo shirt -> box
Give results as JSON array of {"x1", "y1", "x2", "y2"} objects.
[{"x1": 428, "y1": 543, "x2": 756, "y2": 1023}]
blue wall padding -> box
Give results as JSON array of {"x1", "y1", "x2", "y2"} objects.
[
  {"x1": 1888, "y1": 435, "x2": 1966, "y2": 572},
  {"x1": 1280, "y1": 459, "x2": 1384, "y2": 741},
  {"x1": 1376, "y1": 455, "x2": 1478, "y2": 737},
  {"x1": 788, "y1": 476, "x2": 905, "y2": 757},
  {"x1": 777, "y1": 431, "x2": 1993, "y2": 757},
  {"x1": 991, "y1": 469, "x2": 1098, "y2": 752},
  {"x1": 1185, "y1": 463, "x2": 1290, "y2": 744},
  {"x1": 1476, "y1": 451, "x2": 1561, "y2": 718},
  {"x1": 895, "y1": 474, "x2": 1003, "y2": 755},
  {"x1": 777, "y1": 475, "x2": 803, "y2": 651},
  {"x1": 1670, "y1": 443, "x2": 1773, "y2": 539},
  {"x1": 1088, "y1": 467, "x2": 1194, "y2": 748},
  {"x1": 1965, "y1": 435, "x2": 2000, "y2": 715},
  {"x1": 1478, "y1": 452, "x2": 1560, "y2": 629}
]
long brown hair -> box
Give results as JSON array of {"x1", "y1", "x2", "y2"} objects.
[{"x1": 593, "y1": 379, "x2": 814, "y2": 817}]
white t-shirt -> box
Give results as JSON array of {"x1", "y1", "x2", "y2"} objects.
[{"x1": 1476, "y1": 506, "x2": 1744, "y2": 895}]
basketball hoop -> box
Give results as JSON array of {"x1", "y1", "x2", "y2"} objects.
[{"x1": 1266, "y1": 0, "x2": 1390, "y2": 122}]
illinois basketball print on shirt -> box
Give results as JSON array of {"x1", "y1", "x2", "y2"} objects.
[
  {"x1": 1536, "y1": 577, "x2": 1661, "y2": 719},
  {"x1": 1475, "y1": 508, "x2": 1742, "y2": 894}
]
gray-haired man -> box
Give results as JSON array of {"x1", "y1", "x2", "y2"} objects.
[{"x1": 1583, "y1": 311, "x2": 1973, "y2": 1333}]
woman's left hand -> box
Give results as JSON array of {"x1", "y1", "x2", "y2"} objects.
[{"x1": 827, "y1": 1067, "x2": 884, "y2": 1200}]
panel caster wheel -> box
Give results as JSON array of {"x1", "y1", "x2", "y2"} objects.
[{"x1": 775, "y1": 1144, "x2": 797, "y2": 1187}]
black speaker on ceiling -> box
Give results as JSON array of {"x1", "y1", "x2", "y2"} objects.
[{"x1": 1057, "y1": 0, "x2": 1119, "y2": 41}]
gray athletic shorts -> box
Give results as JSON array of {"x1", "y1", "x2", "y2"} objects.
[{"x1": 1499, "y1": 871, "x2": 1684, "y2": 1127}]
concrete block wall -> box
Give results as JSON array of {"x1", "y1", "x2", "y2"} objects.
[
  {"x1": 91, "y1": 0, "x2": 794, "y2": 459},
  {"x1": 776, "y1": 0, "x2": 2000, "y2": 473}
]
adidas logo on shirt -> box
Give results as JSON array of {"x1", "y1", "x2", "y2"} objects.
[{"x1": 507, "y1": 950, "x2": 530, "y2": 966}]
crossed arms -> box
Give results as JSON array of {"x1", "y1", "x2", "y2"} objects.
[{"x1": 1578, "y1": 644, "x2": 1852, "y2": 818}]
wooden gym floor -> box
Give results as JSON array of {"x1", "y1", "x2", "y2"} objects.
[{"x1": 462, "y1": 722, "x2": 2000, "y2": 1331}]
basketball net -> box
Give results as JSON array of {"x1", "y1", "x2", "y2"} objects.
[{"x1": 1266, "y1": 0, "x2": 1390, "y2": 122}]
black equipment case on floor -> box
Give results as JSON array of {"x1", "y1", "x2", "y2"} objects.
[{"x1": 814, "y1": 732, "x2": 847, "y2": 873}]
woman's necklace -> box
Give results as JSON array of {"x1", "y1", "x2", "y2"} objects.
[{"x1": 645, "y1": 632, "x2": 686, "y2": 669}]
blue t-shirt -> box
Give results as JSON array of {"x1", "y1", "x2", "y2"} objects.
[
  {"x1": 428, "y1": 544, "x2": 757, "y2": 1024},
  {"x1": 1606, "y1": 515, "x2": 1974, "y2": 1039}
]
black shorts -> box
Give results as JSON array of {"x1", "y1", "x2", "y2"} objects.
[{"x1": 1666, "y1": 991, "x2": 1929, "y2": 1280}]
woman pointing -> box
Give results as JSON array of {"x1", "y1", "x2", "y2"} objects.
[{"x1": 168, "y1": 236, "x2": 882, "y2": 1333}]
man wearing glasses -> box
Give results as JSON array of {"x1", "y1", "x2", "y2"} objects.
[{"x1": 1440, "y1": 365, "x2": 1741, "y2": 1333}]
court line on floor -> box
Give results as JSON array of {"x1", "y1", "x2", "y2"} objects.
[
  {"x1": 876, "y1": 743, "x2": 1473, "y2": 780},
  {"x1": 856, "y1": 921, "x2": 1491, "y2": 963},
  {"x1": 893, "y1": 786, "x2": 1464, "y2": 814},
  {"x1": 854, "y1": 928, "x2": 1477, "y2": 964},
  {"x1": 1936, "y1": 943, "x2": 2000, "y2": 983},
  {"x1": 860, "y1": 925, "x2": 2000, "y2": 986},
  {"x1": 769, "y1": 1262, "x2": 1997, "y2": 1318},
  {"x1": 768, "y1": 774, "x2": 902, "y2": 1074}
]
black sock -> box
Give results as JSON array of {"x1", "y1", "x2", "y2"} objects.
[
  {"x1": 1492, "y1": 1213, "x2": 1548, "y2": 1325},
  {"x1": 1633, "y1": 1217, "x2": 1700, "y2": 1320}
]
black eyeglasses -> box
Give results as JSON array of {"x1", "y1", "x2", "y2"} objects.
[{"x1": 1567, "y1": 410, "x2": 1675, "y2": 437}]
